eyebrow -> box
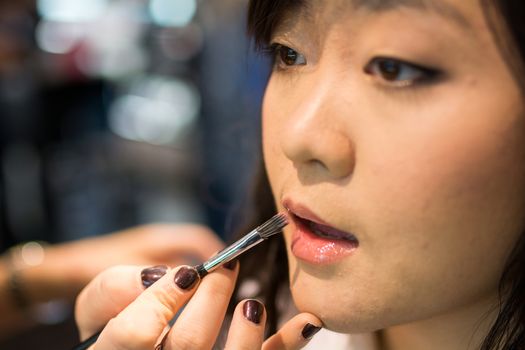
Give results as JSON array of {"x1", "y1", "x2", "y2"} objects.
[{"x1": 350, "y1": 0, "x2": 470, "y2": 28}]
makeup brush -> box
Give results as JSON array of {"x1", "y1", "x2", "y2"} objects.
[
  {"x1": 72, "y1": 213, "x2": 288, "y2": 350},
  {"x1": 195, "y1": 212, "x2": 288, "y2": 277}
]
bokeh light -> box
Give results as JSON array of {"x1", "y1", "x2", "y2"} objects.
[
  {"x1": 35, "y1": 20, "x2": 84, "y2": 54},
  {"x1": 37, "y1": 0, "x2": 109, "y2": 23},
  {"x1": 109, "y1": 76, "x2": 200, "y2": 145},
  {"x1": 149, "y1": 0, "x2": 197, "y2": 27}
]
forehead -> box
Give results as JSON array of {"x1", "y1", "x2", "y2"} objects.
[
  {"x1": 266, "y1": 0, "x2": 494, "y2": 54},
  {"x1": 287, "y1": 0, "x2": 479, "y2": 30},
  {"x1": 353, "y1": 0, "x2": 470, "y2": 26}
]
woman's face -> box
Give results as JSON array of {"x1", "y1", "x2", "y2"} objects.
[{"x1": 263, "y1": 0, "x2": 525, "y2": 333}]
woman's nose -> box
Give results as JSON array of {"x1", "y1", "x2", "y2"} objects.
[{"x1": 280, "y1": 87, "x2": 355, "y2": 180}]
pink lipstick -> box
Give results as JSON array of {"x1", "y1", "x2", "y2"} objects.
[{"x1": 284, "y1": 200, "x2": 358, "y2": 264}]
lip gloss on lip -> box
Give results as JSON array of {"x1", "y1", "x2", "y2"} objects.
[
  {"x1": 291, "y1": 215, "x2": 358, "y2": 264},
  {"x1": 284, "y1": 200, "x2": 358, "y2": 264}
]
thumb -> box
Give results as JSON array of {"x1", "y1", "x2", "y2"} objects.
[{"x1": 75, "y1": 265, "x2": 146, "y2": 339}]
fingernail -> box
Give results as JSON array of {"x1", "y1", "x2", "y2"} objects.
[
  {"x1": 301, "y1": 323, "x2": 321, "y2": 340},
  {"x1": 174, "y1": 266, "x2": 199, "y2": 290},
  {"x1": 243, "y1": 299, "x2": 264, "y2": 324},
  {"x1": 141, "y1": 265, "x2": 168, "y2": 288},
  {"x1": 223, "y1": 259, "x2": 238, "y2": 271}
]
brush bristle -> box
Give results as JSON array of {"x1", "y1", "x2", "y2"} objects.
[{"x1": 256, "y1": 212, "x2": 289, "y2": 239}]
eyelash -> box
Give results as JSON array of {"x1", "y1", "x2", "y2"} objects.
[
  {"x1": 364, "y1": 57, "x2": 441, "y2": 87},
  {"x1": 263, "y1": 43, "x2": 441, "y2": 87},
  {"x1": 263, "y1": 43, "x2": 307, "y2": 70}
]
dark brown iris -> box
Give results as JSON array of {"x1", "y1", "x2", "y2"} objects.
[
  {"x1": 378, "y1": 59, "x2": 401, "y2": 81},
  {"x1": 279, "y1": 46, "x2": 298, "y2": 65}
]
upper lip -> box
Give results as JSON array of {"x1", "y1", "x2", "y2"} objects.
[
  {"x1": 282, "y1": 198, "x2": 359, "y2": 242},
  {"x1": 282, "y1": 198, "x2": 330, "y2": 226}
]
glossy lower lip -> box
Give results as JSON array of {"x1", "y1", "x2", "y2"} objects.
[{"x1": 286, "y1": 208, "x2": 358, "y2": 264}]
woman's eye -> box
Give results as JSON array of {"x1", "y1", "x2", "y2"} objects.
[
  {"x1": 364, "y1": 57, "x2": 439, "y2": 86},
  {"x1": 269, "y1": 44, "x2": 307, "y2": 68}
]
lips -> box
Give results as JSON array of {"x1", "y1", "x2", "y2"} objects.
[
  {"x1": 304, "y1": 219, "x2": 359, "y2": 242},
  {"x1": 284, "y1": 200, "x2": 359, "y2": 264}
]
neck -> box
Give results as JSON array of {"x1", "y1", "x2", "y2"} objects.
[{"x1": 380, "y1": 293, "x2": 499, "y2": 350}]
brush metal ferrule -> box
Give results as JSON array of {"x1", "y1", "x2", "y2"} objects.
[{"x1": 201, "y1": 229, "x2": 263, "y2": 274}]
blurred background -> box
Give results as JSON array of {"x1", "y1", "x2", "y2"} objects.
[{"x1": 0, "y1": 0, "x2": 269, "y2": 347}]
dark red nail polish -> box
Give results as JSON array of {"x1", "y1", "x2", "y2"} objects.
[
  {"x1": 243, "y1": 299, "x2": 264, "y2": 324},
  {"x1": 301, "y1": 323, "x2": 321, "y2": 340},
  {"x1": 141, "y1": 265, "x2": 168, "y2": 288},
  {"x1": 223, "y1": 259, "x2": 238, "y2": 270},
  {"x1": 174, "y1": 266, "x2": 199, "y2": 290}
]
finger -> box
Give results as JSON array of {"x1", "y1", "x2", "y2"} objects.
[
  {"x1": 75, "y1": 265, "x2": 147, "y2": 339},
  {"x1": 224, "y1": 299, "x2": 266, "y2": 350},
  {"x1": 95, "y1": 265, "x2": 200, "y2": 350},
  {"x1": 262, "y1": 313, "x2": 322, "y2": 350},
  {"x1": 164, "y1": 260, "x2": 239, "y2": 349}
]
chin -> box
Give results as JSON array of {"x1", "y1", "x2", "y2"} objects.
[
  {"x1": 290, "y1": 288, "x2": 385, "y2": 333},
  {"x1": 288, "y1": 269, "x2": 391, "y2": 334}
]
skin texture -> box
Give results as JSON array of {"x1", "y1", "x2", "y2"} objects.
[{"x1": 262, "y1": 0, "x2": 525, "y2": 349}]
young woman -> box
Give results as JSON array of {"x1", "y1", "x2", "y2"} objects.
[{"x1": 74, "y1": 0, "x2": 525, "y2": 349}]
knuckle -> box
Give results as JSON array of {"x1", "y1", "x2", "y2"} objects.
[
  {"x1": 148, "y1": 297, "x2": 174, "y2": 326},
  {"x1": 142, "y1": 287, "x2": 182, "y2": 324}
]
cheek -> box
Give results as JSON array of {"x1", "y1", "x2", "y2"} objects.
[
  {"x1": 349, "y1": 92, "x2": 525, "y2": 324},
  {"x1": 262, "y1": 78, "x2": 289, "y2": 198},
  {"x1": 367, "y1": 91, "x2": 525, "y2": 252},
  {"x1": 282, "y1": 112, "x2": 525, "y2": 333}
]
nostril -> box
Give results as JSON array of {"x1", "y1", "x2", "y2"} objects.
[
  {"x1": 307, "y1": 159, "x2": 326, "y2": 170},
  {"x1": 308, "y1": 157, "x2": 354, "y2": 179},
  {"x1": 284, "y1": 136, "x2": 355, "y2": 180}
]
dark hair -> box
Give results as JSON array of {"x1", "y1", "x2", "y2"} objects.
[
  {"x1": 230, "y1": 160, "x2": 286, "y2": 335},
  {"x1": 232, "y1": 0, "x2": 525, "y2": 348}
]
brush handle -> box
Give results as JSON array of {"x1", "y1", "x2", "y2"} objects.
[
  {"x1": 71, "y1": 330, "x2": 100, "y2": 350},
  {"x1": 196, "y1": 229, "x2": 263, "y2": 277}
]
